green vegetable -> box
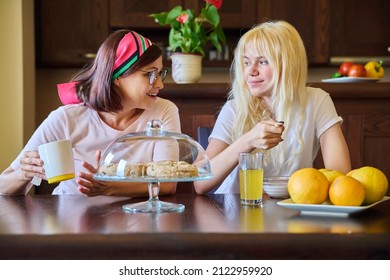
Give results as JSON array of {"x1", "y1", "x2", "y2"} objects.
[{"x1": 331, "y1": 72, "x2": 342, "y2": 78}]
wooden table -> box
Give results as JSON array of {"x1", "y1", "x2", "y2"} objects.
[{"x1": 1, "y1": 194, "x2": 389, "y2": 260}]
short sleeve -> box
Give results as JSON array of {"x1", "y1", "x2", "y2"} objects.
[
  {"x1": 313, "y1": 89, "x2": 343, "y2": 138},
  {"x1": 209, "y1": 100, "x2": 236, "y2": 145}
]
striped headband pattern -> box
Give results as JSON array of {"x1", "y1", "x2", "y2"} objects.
[{"x1": 112, "y1": 31, "x2": 154, "y2": 80}]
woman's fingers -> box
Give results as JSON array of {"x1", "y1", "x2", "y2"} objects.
[
  {"x1": 249, "y1": 120, "x2": 284, "y2": 149},
  {"x1": 20, "y1": 150, "x2": 45, "y2": 179},
  {"x1": 78, "y1": 172, "x2": 94, "y2": 182},
  {"x1": 77, "y1": 176, "x2": 97, "y2": 196},
  {"x1": 77, "y1": 172, "x2": 109, "y2": 196},
  {"x1": 95, "y1": 150, "x2": 101, "y2": 168},
  {"x1": 82, "y1": 161, "x2": 98, "y2": 173},
  {"x1": 259, "y1": 120, "x2": 285, "y2": 134},
  {"x1": 81, "y1": 150, "x2": 101, "y2": 174}
]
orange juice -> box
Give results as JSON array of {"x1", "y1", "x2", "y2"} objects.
[{"x1": 239, "y1": 169, "x2": 263, "y2": 204}]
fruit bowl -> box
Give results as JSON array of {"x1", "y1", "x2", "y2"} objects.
[{"x1": 264, "y1": 176, "x2": 290, "y2": 198}]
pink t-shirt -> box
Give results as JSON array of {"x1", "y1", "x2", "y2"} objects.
[{"x1": 11, "y1": 98, "x2": 181, "y2": 194}]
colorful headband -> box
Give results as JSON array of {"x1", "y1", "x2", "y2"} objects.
[
  {"x1": 112, "y1": 31, "x2": 154, "y2": 80},
  {"x1": 57, "y1": 31, "x2": 154, "y2": 104}
]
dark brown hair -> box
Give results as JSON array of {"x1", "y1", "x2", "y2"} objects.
[{"x1": 71, "y1": 29, "x2": 161, "y2": 112}]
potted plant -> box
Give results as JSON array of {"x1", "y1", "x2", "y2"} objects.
[{"x1": 150, "y1": 0, "x2": 226, "y2": 83}]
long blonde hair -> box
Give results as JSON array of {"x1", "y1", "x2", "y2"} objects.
[{"x1": 228, "y1": 20, "x2": 308, "y2": 173}]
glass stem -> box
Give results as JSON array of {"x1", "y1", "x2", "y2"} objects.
[{"x1": 148, "y1": 182, "x2": 160, "y2": 201}]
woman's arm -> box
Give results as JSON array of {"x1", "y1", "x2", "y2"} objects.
[
  {"x1": 77, "y1": 177, "x2": 177, "y2": 197},
  {"x1": 194, "y1": 119, "x2": 284, "y2": 194},
  {"x1": 0, "y1": 166, "x2": 33, "y2": 195},
  {"x1": 0, "y1": 151, "x2": 45, "y2": 195},
  {"x1": 320, "y1": 123, "x2": 351, "y2": 174}
]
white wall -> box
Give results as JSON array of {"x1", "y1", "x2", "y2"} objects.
[{"x1": 0, "y1": 0, "x2": 35, "y2": 171}]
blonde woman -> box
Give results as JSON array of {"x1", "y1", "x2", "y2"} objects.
[{"x1": 194, "y1": 20, "x2": 351, "y2": 194}]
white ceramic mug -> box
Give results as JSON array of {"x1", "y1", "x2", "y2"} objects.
[{"x1": 38, "y1": 140, "x2": 75, "y2": 184}]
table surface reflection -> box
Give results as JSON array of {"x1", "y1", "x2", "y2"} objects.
[{"x1": 1, "y1": 194, "x2": 390, "y2": 259}]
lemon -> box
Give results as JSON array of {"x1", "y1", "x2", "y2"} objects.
[
  {"x1": 288, "y1": 168, "x2": 329, "y2": 204},
  {"x1": 329, "y1": 175, "x2": 365, "y2": 206},
  {"x1": 319, "y1": 168, "x2": 344, "y2": 185},
  {"x1": 347, "y1": 166, "x2": 388, "y2": 205}
]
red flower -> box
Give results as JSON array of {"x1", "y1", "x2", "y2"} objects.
[
  {"x1": 176, "y1": 13, "x2": 189, "y2": 24},
  {"x1": 205, "y1": 0, "x2": 222, "y2": 10}
]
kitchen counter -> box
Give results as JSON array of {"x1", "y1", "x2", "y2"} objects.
[
  {"x1": 35, "y1": 67, "x2": 390, "y2": 126},
  {"x1": 160, "y1": 81, "x2": 390, "y2": 98},
  {"x1": 162, "y1": 67, "x2": 390, "y2": 84}
]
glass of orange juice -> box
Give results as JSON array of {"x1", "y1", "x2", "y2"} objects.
[{"x1": 239, "y1": 152, "x2": 264, "y2": 206}]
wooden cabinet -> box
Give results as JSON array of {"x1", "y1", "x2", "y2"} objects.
[
  {"x1": 186, "y1": 0, "x2": 257, "y2": 29},
  {"x1": 255, "y1": 0, "x2": 390, "y2": 63},
  {"x1": 256, "y1": 0, "x2": 330, "y2": 64},
  {"x1": 329, "y1": 0, "x2": 390, "y2": 57},
  {"x1": 126, "y1": 0, "x2": 329, "y2": 65},
  {"x1": 110, "y1": 0, "x2": 256, "y2": 29},
  {"x1": 108, "y1": 0, "x2": 256, "y2": 67},
  {"x1": 35, "y1": 0, "x2": 109, "y2": 67},
  {"x1": 109, "y1": 0, "x2": 182, "y2": 28},
  {"x1": 35, "y1": 0, "x2": 389, "y2": 67}
]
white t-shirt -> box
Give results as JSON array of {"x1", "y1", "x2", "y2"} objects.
[
  {"x1": 11, "y1": 98, "x2": 181, "y2": 194},
  {"x1": 210, "y1": 87, "x2": 342, "y2": 194}
]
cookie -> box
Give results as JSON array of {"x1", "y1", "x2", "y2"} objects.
[
  {"x1": 99, "y1": 162, "x2": 146, "y2": 177},
  {"x1": 146, "y1": 160, "x2": 199, "y2": 178},
  {"x1": 99, "y1": 163, "x2": 118, "y2": 176}
]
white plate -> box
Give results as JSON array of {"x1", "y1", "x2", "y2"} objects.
[
  {"x1": 277, "y1": 196, "x2": 390, "y2": 217},
  {"x1": 321, "y1": 77, "x2": 381, "y2": 83}
]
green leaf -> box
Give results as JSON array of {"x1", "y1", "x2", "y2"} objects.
[
  {"x1": 202, "y1": 5, "x2": 220, "y2": 27},
  {"x1": 150, "y1": 2, "x2": 225, "y2": 56},
  {"x1": 166, "y1": 6, "x2": 183, "y2": 23},
  {"x1": 184, "y1": 8, "x2": 195, "y2": 20},
  {"x1": 214, "y1": 24, "x2": 226, "y2": 44},
  {"x1": 149, "y1": 12, "x2": 169, "y2": 25},
  {"x1": 192, "y1": 46, "x2": 205, "y2": 56},
  {"x1": 208, "y1": 32, "x2": 222, "y2": 52},
  {"x1": 151, "y1": 6, "x2": 183, "y2": 26}
]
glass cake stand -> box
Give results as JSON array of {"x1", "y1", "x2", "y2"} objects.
[
  {"x1": 93, "y1": 175, "x2": 212, "y2": 213},
  {"x1": 93, "y1": 120, "x2": 213, "y2": 213}
]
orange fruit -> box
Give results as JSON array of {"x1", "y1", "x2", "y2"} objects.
[
  {"x1": 329, "y1": 175, "x2": 365, "y2": 206},
  {"x1": 347, "y1": 166, "x2": 388, "y2": 205},
  {"x1": 288, "y1": 168, "x2": 329, "y2": 204},
  {"x1": 319, "y1": 168, "x2": 344, "y2": 185}
]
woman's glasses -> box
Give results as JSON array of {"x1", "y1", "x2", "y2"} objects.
[{"x1": 139, "y1": 68, "x2": 168, "y2": 85}]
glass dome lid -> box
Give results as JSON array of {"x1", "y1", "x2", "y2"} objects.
[{"x1": 93, "y1": 120, "x2": 213, "y2": 183}]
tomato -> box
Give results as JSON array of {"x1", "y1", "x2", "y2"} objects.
[
  {"x1": 348, "y1": 64, "x2": 366, "y2": 77},
  {"x1": 339, "y1": 62, "x2": 353, "y2": 76}
]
